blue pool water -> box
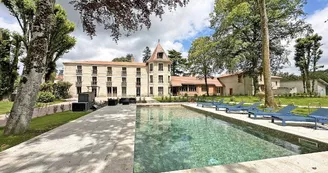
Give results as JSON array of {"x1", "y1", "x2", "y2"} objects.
[{"x1": 134, "y1": 106, "x2": 304, "y2": 173}]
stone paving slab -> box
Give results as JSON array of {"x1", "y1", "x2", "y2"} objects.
[{"x1": 0, "y1": 105, "x2": 136, "y2": 173}]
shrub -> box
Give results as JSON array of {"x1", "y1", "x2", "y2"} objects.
[
  {"x1": 37, "y1": 91, "x2": 55, "y2": 103},
  {"x1": 230, "y1": 96, "x2": 235, "y2": 102},
  {"x1": 40, "y1": 82, "x2": 54, "y2": 92},
  {"x1": 53, "y1": 81, "x2": 72, "y2": 99},
  {"x1": 184, "y1": 93, "x2": 188, "y2": 97},
  {"x1": 256, "y1": 92, "x2": 265, "y2": 101},
  {"x1": 194, "y1": 94, "x2": 198, "y2": 97}
]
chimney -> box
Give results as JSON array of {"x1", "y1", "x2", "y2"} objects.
[{"x1": 131, "y1": 57, "x2": 135, "y2": 62}]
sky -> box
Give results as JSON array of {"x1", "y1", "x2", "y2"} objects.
[{"x1": 0, "y1": 0, "x2": 328, "y2": 75}]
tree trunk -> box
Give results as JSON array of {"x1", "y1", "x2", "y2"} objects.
[
  {"x1": 204, "y1": 74, "x2": 209, "y2": 96},
  {"x1": 252, "y1": 75, "x2": 259, "y2": 96},
  {"x1": 304, "y1": 70, "x2": 311, "y2": 94},
  {"x1": 301, "y1": 72, "x2": 306, "y2": 93},
  {"x1": 258, "y1": 0, "x2": 276, "y2": 108},
  {"x1": 4, "y1": 0, "x2": 55, "y2": 135}
]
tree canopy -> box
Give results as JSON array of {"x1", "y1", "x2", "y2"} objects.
[
  {"x1": 112, "y1": 54, "x2": 134, "y2": 62},
  {"x1": 142, "y1": 46, "x2": 151, "y2": 62},
  {"x1": 210, "y1": 0, "x2": 309, "y2": 95},
  {"x1": 168, "y1": 49, "x2": 187, "y2": 76},
  {"x1": 188, "y1": 37, "x2": 223, "y2": 96}
]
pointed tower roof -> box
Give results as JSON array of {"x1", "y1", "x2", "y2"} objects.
[{"x1": 147, "y1": 41, "x2": 171, "y2": 63}]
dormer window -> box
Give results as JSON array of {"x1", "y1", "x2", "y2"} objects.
[{"x1": 157, "y1": 52, "x2": 164, "y2": 59}]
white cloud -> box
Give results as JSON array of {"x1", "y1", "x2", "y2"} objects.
[
  {"x1": 0, "y1": 0, "x2": 214, "y2": 70},
  {"x1": 282, "y1": 5, "x2": 328, "y2": 74}
]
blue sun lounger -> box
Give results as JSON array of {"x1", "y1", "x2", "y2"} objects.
[
  {"x1": 226, "y1": 102, "x2": 261, "y2": 113},
  {"x1": 198, "y1": 99, "x2": 225, "y2": 107},
  {"x1": 215, "y1": 101, "x2": 245, "y2": 111},
  {"x1": 248, "y1": 104, "x2": 297, "y2": 119},
  {"x1": 271, "y1": 109, "x2": 318, "y2": 126},
  {"x1": 309, "y1": 108, "x2": 328, "y2": 129}
]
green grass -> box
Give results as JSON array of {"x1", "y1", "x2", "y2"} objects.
[
  {"x1": 0, "y1": 100, "x2": 66, "y2": 114},
  {"x1": 0, "y1": 111, "x2": 89, "y2": 151}
]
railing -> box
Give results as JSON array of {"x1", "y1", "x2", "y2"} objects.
[
  {"x1": 76, "y1": 81, "x2": 82, "y2": 86},
  {"x1": 122, "y1": 71, "x2": 127, "y2": 76},
  {"x1": 76, "y1": 69, "x2": 82, "y2": 75},
  {"x1": 106, "y1": 81, "x2": 112, "y2": 86},
  {"x1": 122, "y1": 82, "x2": 127, "y2": 87},
  {"x1": 92, "y1": 70, "x2": 97, "y2": 75},
  {"x1": 91, "y1": 81, "x2": 97, "y2": 86},
  {"x1": 136, "y1": 72, "x2": 141, "y2": 77},
  {"x1": 107, "y1": 71, "x2": 112, "y2": 76}
]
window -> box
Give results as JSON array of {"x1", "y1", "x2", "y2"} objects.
[
  {"x1": 168, "y1": 76, "x2": 171, "y2": 82},
  {"x1": 158, "y1": 87, "x2": 164, "y2": 95},
  {"x1": 107, "y1": 67, "x2": 112, "y2": 71},
  {"x1": 275, "y1": 81, "x2": 278, "y2": 86},
  {"x1": 107, "y1": 67, "x2": 112, "y2": 75},
  {"x1": 76, "y1": 66, "x2": 82, "y2": 74},
  {"x1": 159, "y1": 75, "x2": 163, "y2": 83},
  {"x1": 77, "y1": 65, "x2": 82, "y2": 70},
  {"x1": 150, "y1": 75, "x2": 153, "y2": 83},
  {"x1": 202, "y1": 86, "x2": 207, "y2": 92},
  {"x1": 159, "y1": 63, "x2": 163, "y2": 71},
  {"x1": 107, "y1": 77, "x2": 112, "y2": 81},
  {"x1": 136, "y1": 78, "x2": 141, "y2": 85},
  {"x1": 168, "y1": 64, "x2": 171, "y2": 71},
  {"x1": 150, "y1": 64, "x2": 153, "y2": 71},
  {"x1": 122, "y1": 67, "x2": 127, "y2": 76},
  {"x1": 150, "y1": 87, "x2": 153, "y2": 95},
  {"x1": 92, "y1": 66, "x2": 97, "y2": 74},
  {"x1": 77, "y1": 76, "x2": 82, "y2": 82},
  {"x1": 189, "y1": 85, "x2": 196, "y2": 92},
  {"x1": 92, "y1": 77, "x2": 97, "y2": 85},
  {"x1": 107, "y1": 87, "x2": 112, "y2": 94},
  {"x1": 77, "y1": 87, "x2": 81, "y2": 94},
  {"x1": 122, "y1": 87, "x2": 126, "y2": 96},
  {"x1": 157, "y1": 52, "x2": 164, "y2": 59},
  {"x1": 238, "y1": 74, "x2": 242, "y2": 83},
  {"x1": 181, "y1": 85, "x2": 188, "y2": 92},
  {"x1": 136, "y1": 68, "x2": 141, "y2": 76}
]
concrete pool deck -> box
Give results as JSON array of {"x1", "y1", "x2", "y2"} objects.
[{"x1": 0, "y1": 105, "x2": 136, "y2": 173}]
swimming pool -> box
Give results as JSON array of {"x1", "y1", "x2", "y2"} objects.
[{"x1": 133, "y1": 106, "x2": 314, "y2": 173}]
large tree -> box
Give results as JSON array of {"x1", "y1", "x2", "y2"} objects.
[
  {"x1": 188, "y1": 37, "x2": 223, "y2": 96},
  {"x1": 294, "y1": 34, "x2": 323, "y2": 94},
  {"x1": 3, "y1": 0, "x2": 189, "y2": 135},
  {"x1": 0, "y1": 29, "x2": 23, "y2": 100},
  {"x1": 210, "y1": 0, "x2": 308, "y2": 96},
  {"x1": 168, "y1": 49, "x2": 187, "y2": 76},
  {"x1": 45, "y1": 4, "x2": 76, "y2": 82},
  {"x1": 142, "y1": 46, "x2": 151, "y2": 62}
]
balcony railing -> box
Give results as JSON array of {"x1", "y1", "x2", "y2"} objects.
[
  {"x1": 107, "y1": 71, "x2": 112, "y2": 76},
  {"x1": 91, "y1": 81, "x2": 97, "y2": 86},
  {"x1": 92, "y1": 70, "x2": 97, "y2": 76},
  {"x1": 76, "y1": 81, "x2": 82, "y2": 86},
  {"x1": 136, "y1": 72, "x2": 141, "y2": 77},
  {"x1": 106, "y1": 81, "x2": 112, "y2": 86},
  {"x1": 122, "y1": 82, "x2": 127, "y2": 87},
  {"x1": 122, "y1": 71, "x2": 127, "y2": 76},
  {"x1": 76, "y1": 69, "x2": 82, "y2": 75}
]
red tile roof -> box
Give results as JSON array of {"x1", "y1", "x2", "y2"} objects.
[
  {"x1": 171, "y1": 76, "x2": 223, "y2": 87},
  {"x1": 63, "y1": 61, "x2": 146, "y2": 67},
  {"x1": 147, "y1": 43, "x2": 171, "y2": 63},
  {"x1": 218, "y1": 72, "x2": 282, "y2": 79}
]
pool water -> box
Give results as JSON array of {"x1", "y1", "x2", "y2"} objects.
[{"x1": 134, "y1": 106, "x2": 301, "y2": 173}]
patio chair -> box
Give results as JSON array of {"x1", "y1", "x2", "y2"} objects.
[
  {"x1": 199, "y1": 98, "x2": 225, "y2": 107},
  {"x1": 248, "y1": 104, "x2": 297, "y2": 119},
  {"x1": 226, "y1": 102, "x2": 261, "y2": 113},
  {"x1": 308, "y1": 108, "x2": 328, "y2": 129},
  {"x1": 215, "y1": 101, "x2": 245, "y2": 111}
]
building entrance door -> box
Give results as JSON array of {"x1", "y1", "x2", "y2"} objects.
[
  {"x1": 92, "y1": 87, "x2": 97, "y2": 97},
  {"x1": 229, "y1": 88, "x2": 233, "y2": 96}
]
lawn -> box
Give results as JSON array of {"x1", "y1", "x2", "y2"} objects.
[
  {"x1": 0, "y1": 100, "x2": 66, "y2": 115},
  {"x1": 0, "y1": 111, "x2": 89, "y2": 151}
]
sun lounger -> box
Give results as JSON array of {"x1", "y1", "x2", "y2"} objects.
[
  {"x1": 248, "y1": 104, "x2": 297, "y2": 119},
  {"x1": 226, "y1": 102, "x2": 261, "y2": 113},
  {"x1": 215, "y1": 101, "x2": 245, "y2": 111},
  {"x1": 308, "y1": 108, "x2": 328, "y2": 129},
  {"x1": 271, "y1": 114, "x2": 315, "y2": 126}
]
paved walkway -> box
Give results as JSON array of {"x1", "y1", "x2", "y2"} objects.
[{"x1": 0, "y1": 105, "x2": 136, "y2": 173}]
